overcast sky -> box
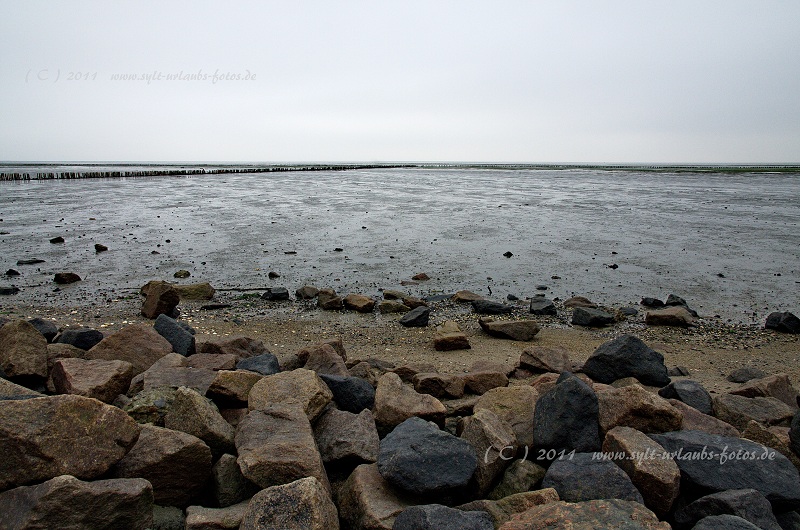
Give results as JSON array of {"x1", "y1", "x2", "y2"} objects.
[{"x1": 1, "y1": 1, "x2": 798, "y2": 163}]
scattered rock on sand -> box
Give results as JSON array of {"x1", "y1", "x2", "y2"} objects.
[
  {"x1": 433, "y1": 321, "x2": 470, "y2": 351},
  {"x1": 765, "y1": 311, "x2": 800, "y2": 334},
  {"x1": 317, "y1": 288, "x2": 344, "y2": 310},
  {"x1": 399, "y1": 306, "x2": 430, "y2": 327},
  {"x1": 344, "y1": 293, "x2": 376, "y2": 313},
  {"x1": 645, "y1": 306, "x2": 696, "y2": 327},
  {"x1": 478, "y1": 317, "x2": 540, "y2": 341},
  {"x1": 54, "y1": 272, "x2": 81, "y2": 284},
  {"x1": 529, "y1": 297, "x2": 557, "y2": 316},
  {"x1": 571, "y1": 307, "x2": 615, "y2": 327},
  {"x1": 472, "y1": 299, "x2": 513, "y2": 315},
  {"x1": 262, "y1": 287, "x2": 290, "y2": 301},
  {"x1": 563, "y1": 296, "x2": 596, "y2": 308},
  {"x1": 141, "y1": 282, "x2": 180, "y2": 319}
]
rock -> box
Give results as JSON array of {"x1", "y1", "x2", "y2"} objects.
[
  {"x1": 641, "y1": 297, "x2": 665, "y2": 308},
  {"x1": 151, "y1": 504, "x2": 186, "y2": 530},
  {"x1": 674, "y1": 488, "x2": 783, "y2": 530},
  {"x1": 603, "y1": 426, "x2": 681, "y2": 516},
  {"x1": 650, "y1": 430, "x2": 800, "y2": 510},
  {"x1": 0, "y1": 319, "x2": 49, "y2": 380},
  {"x1": 200, "y1": 335, "x2": 269, "y2": 359},
  {"x1": 519, "y1": 346, "x2": 573, "y2": 373},
  {"x1": 498, "y1": 499, "x2": 668, "y2": 530},
  {"x1": 646, "y1": 306, "x2": 696, "y2": 327},
  {"x1": 314, "y1": 408, "x2": 380, "y2": 465},
  {"x1": 51, "y1": 358, "x2": 134, "y2": 403},
  {"x1": 669, "y1": 399, "x2": 741, "y2": 437},
  {"x1": 139, "y1": 358, "x2": 217, "y2": 395},
  {"x1": 378, "y1": 300, "x2": 411, "y2": 314},
  {"x1": 16, "y1": 258, "x2": 46, "y2": 265},
  {"x1": 164, "y1": 386, "x2": 235, "y2": 456},
  {"x1": 563, "y1": 296, "x2": 597, "y2": 308},
  {"x1": 741, "y1": 420, "x2": 800, "y2": 472},
  {"x1": 0, "y1": 286, "x2": 20, "y2": 295},
  {"x1": 462, "y1": 365, "x2": 508, "y2": 395},
  {"x1": 728, "y1": 366, "x2": 768, "y2": 384},
  {"x1": 0, "y1": 394, "x2": 140, "y2": 490},
  {"x1": 533, "y1": 372, "x2": 601, "y2": 454},
  {"x1": 27, "y1": 317, "x2": 58, "y2": 342},
  {"x1": 0, "y1": 475, "x2": 153, "y2": 530},
  {"x1": 433, "y1": 320, "x2": 471, "y2": 351},
  {"x1": 141, "y1": 282, "x2": 180, "y2": 318},
  {"x1": 458, "y1": 489, "x2": 560, "y2": 528},
  {"x1": 207, "y1": 370, "x2": 263, "y2": 406},
  {"x1": 240, "y1": 477, "x2": 338, "y2": 530},
  {"x1": 378, "y1": 416, "x2": 478, "y2": 497},
  {"x1": 460, "y1": 408, "x2": 517, "y2": 497},
  {"x1": 248, "y1": 368, "x2": 332, "y2": 422},
  {"x1": 235, "y1": 404, "x2": 329, "y2": 490},
  {"x1": 373, "y1": 372, "x2": 446, "y2": 432},
  {"x1": 235, "y1": 353, "x2": 280, "y2": 376},
  {"x1": 343, "y1": 293, "x2": 376, "y2": 313},
  {"x1": 669, "y1": 366, "x2": 691, "y2": 377},
  {"x1": 712, "y1": 394, "x2": 795, "y2": 431},
  {"x1": 304, "y1": 343, "x2": 349, "y2": 376},
  {"x1": 472, "y1": 299, "x2": 513, "y2": 315},
  {"x1": 412, "y1": 272, "x2": 430, "y2": 281},
  {"x1": 154, "y1": 314, "x2": 196, "y2": 356},
  {"x1": 319, "y1": 373, "x2": 375, "y2": 413},
  {"x1": 174, "y1": 282, "x2": 215, "y2": 300},
  {"x1": 765, "y1": 312, "x2": 800, "y2": 334},
  {"x1": 394, "y1": 504, "x2": 493, "y2": 530},
  {"x1": 337, "y1": 463, "x2": 414, "y2": 530},
  {"x1": 478, "y1": 318, "x2": 540, "y2": 341},
  {"x1": 529, "y1": 298, "x2": 557, "y2": 316},
  {"x1": 261, "y1": 287, "x2": 290, "y2": 301},
  {"x1": 571, "y1": 307, "x2": 615, "y2": 327},
  {"x1": 113, "y1": 423, "x2": 212, "y2": 507},
  {"x1": 730, "y1": 373, "x2": 799, "y2": 409},
  {"x1": 582, "y1": 334, "x2": 670, "y2": 387},
  {"x1": 542, "y1": 453, "x2": 643, "y2": 503},
  {"x1": 414, "y1": 372, "x2": 465, "y2": 399},
  {"x1": 296, "y1": 285, "x2": 319, "y2": 299},
  {"x1": 54, "y1": 272, "x2": 81, "y2": 284},
  {"x1": 474, "y1": 385, "x2": 539, "y2": 448},
  {"x1": 87, "y1": 323, "x2": 172, "y2": 375},
  {"x1": 597, "y1": 384, "x2": 683, "y2": 435},
  {"x1": 186, "y1": 352, "x2": 237, "y2": 371},
  {"x1": 55, "y1": 327, "x2": 104, "y2": 350},
  {"x1": 399, "y1": 305, "x2": 430, "y2": 327},
  {"x1": 50, "y1": 236, "x2": 65, "y2": 243},
  {"x1": 211, "y1": 453, "x2": 253, "y2": 508},
  {"x1": 123, "y1": 387, "x2": 178, "y2": 425},
  {"x1": 776, "y1": 511, "x2": 800, "y2": 530},
  {"x1": 94, "y1": 243, "x2": 108, "y2": 252},
  {"x1": 658, "y1": 379, "x2": 713, "y2": 415},
  {"x1": 452, "y1": 290, "x2": 483, "y2": 303},
  {"x1": 173, "y1": 269, "x2": 191, "y2": 278},
  {"x1": 692, "y1": 514, "x2": 762, "y2": 529},
  {"x1": 488, "y1": 459, "x2": 546, "y2": 500},
  {"x1": 317, "y1": 288, "x2": 344, "y2": 310},
  {"x1": 792, "y1": 411, "x2": 800, "y2": 457},
  {"x1": 186, "y1": 502, "x2": 247, "y2": 530},
  {"x1": 0, "y1": 377, "x2": 43, "y2": 399},
  {"x1": 393, "y1": 362, "x2": 437, "y2": 383},
  {"x1": 402, "y1": 295, "x2": 428, "y2": 309}
]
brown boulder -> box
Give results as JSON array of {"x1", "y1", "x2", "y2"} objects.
[
  {"x1": 240, "y1": 477, "x2": 339, "y2": 530},
  {"x1": 207, "y1": 370, "x2": 263, "y2": 406},
  {"x1": 712, "y1": 394, "x2": 795, "y2": 431},
  {"x1": 344, "y1": 293, "x2": 376, "y2": 313},
  {"x1": 337, "y1": 463, "x2": 415, "y2": 530},
  {"x1": 645, "y1": 306, "x2": 696, "y2": 327},
  {"x1": 87, "y1": 323, "x2": 173, "y2": 375},
  {"x1": 373, "y1": 372, "x2": 446, "y2": 431},
  {"x1": 186, "y1": 353, "x2": 238, "y2": 370},
  {"x1": 462, "y1": 365, "x2": 509, "y2": 395},
  {"x1": 314, "y1": 408, "x2": 380, "y2": 465},
  {"x1": 318, "y1": 288, "x2": 344, "y2": 310},
  {"x1": 175, "y1": 282, "x2": 216, "y2": 300},
  {"x1": 164, "y1": 386, "x2": 236, "y2": 456},
  {"x1": 474, "y1": 385, "x2": 539, "y2": 448},
  {"x1": 186, "y1": 501, "x2": 248, "y2": 530},
  {"x1": 519, "y1": 346, "x2": 574, "y2": 374},
  {"x1": 668, "y1": 399, "x2": 741, "y2": 437},
  {"x1": 479, "y1": 318, "x2": 540, "y2": 341},
  {"x1": 141, "y1": 282, "x2": 180, "y2": 319},
  {"x1": 460, "y1": 408, "x2": 517, "y2": 497},
  {"x1": 0, "y1": 319, "x2": 49, "y2": 379},
  {"x1": 433, "y1": 320, "x2": 471, "y2": 351},
  {"x1": 499, "y1": 499, "x2": 669, "y2": 530},
  {"x1": 51, "y1": 358, "x2": 134, "y2": 403},
  {"x1": 730, "y1": 373, "x2": 799, "y2": 409},
  {"x1": 297, "y1": 338, "x2": 346, "y2": 363},
  {"x1": 563, "y1": 296, "x2": 597, "y2": 308},
  {"x1": 248, "y1": 368, "x2": 333, "y2": 422},
  {"x1": 304, "y1": 343, "x2": 349, "y2": 376},
  {"x1": 596, "y1": 384, "x2": 683, "y2": 435},
  {"x1": 393, "y1": 362, "x2": 437, "y2": 383},
  {"x1": 452, "y1": 290, "x2": 484, "y2": 303},
  {"x1": 457, "y1": 489, "x2": 560, "y2": 528},
  {"x1": 0, "y1": 395, "x2": 140, "y2": 490},
  {"x1": 198, "y1": 335, "x2": 269, "y2": 359},
  {"x1": 413, "y1": 372, "x2": 466, "y2": 399}
]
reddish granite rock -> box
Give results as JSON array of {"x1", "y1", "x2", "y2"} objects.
[
  {"x1": 51, "y1": 357, "x2": 134, "y2": 403},
  {"x1": 87, "y1": 323, "x2": 173, "y2": 375},
  {"x1": 668, "y1": 399, "x2": 741, "y2": 437},
  {"x1": 413, "y1": 372, "x2": 466, "y2": 399},
  {"x1": 519, "y1": 346, "x2": 574, "y2": 374},
  {"x1": 248, "y1": 368, "x2": 332, "y2": 422},
  {"x1": 186, "y1": 353, "x2": 238, "y2": 371},
  {"x1": 373, "y1": 372, "x2": 446, "y2": 432},
  {"x1": 240, "y1": 477, "x2": 338, "y2": 530},
  {"x1": 474, "y1": 385, "x2": 539, "y2": 448},
  {"x1": 337, "y1": 463, "x2": 416, "y2": 530},
  {"x1": 0, "y1": 319, "x2": 49, "y2": 379},
  {"x1": 434, "y1": 321, "x2": 471, "y2": 351},
  {"x1": 140, "y1": 282, "x2": 180, "y2": 319},
  {"x1": 596, "y1": 384, "x2": 683, "y2": 435},
  {"x1": 730, "y1": 373, "x2": 799, "y2": 409},
  {"x1": 499, "y1": 499, "x2": 669, "y2": 530},
  {"x1": 344, "y1": 293, "x2": 376, "y2": 313}
]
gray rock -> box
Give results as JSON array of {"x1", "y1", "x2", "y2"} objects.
[
  {"x1": 727, "y1": 366, "x2": 768, "y2": 384},
  {"x1": 765, "y1": 312, "x2": 800, "y2": 334},
  {"x1": 393, "y1": 504, "x2": 493, "y2": 530},
  {"x1": 529, "y1": 298, "x2": 557, "y2": 316},
  {"x1": 487, "y1": 459, "x2": 546, "y2": 500},
  {"x1": 262, "y1": 287, "x2": 290, "y2": 301},
  {"x1": 56, "y1": 327, "x2": 104, "y2": 350},
  {"x1": 712, "y1": 394, "x2": 794, "y2": 432},
  {"x1": 659, "y1": 380, "x2": 713, "y2": 415},
  {"x1": 154, "y1": 314, "x2": 196, "y2": 356},
  {"x1": 471, "y1": 299, "x2": 513, "y2": 315},
  {"x1": 542, "y1": 452, "x2": 644, "y2": 503},
  {"x1": 211, "y1": 453, "x2": 253, "y2": 508},
  {"x1": 240, "y1": 477, "x2": 338, "y2": 530},
  {"x1": 571, "y1": 307, "x2": 615, "y2": 327},
  {"x1": 151, "y1": 505, "x2": 186, "y2": 530},
  {"x1": 674, "y1": 488, "x2": 782, "y2": 530},
  {"x1": 28, "y1": 317, "x2": 58, "y2": 342},
  {"x1": 314, "y1": 408, "x2": 379, "y2": 465},
  {"x1": 235, "y1": 353, "x2": 280, "y2": 376},
  {"x1": 533, "y1": 372, "x2": 601, "y2": 454},
  {"x1": 319, "y1": 373, "x2": 375, "y2": 413},
  {"x1": 582, "y1": 334, "x2": 670, "y2": 387},
  {"x1": 692, "y1": 514, "x2": 762, "y2": 530},
  {"x1": 163, "y1": 386, "x2": 235, "y2": 456},
  {"x1": 399, "y1": 306, "x2": 430, "y2": 327}
]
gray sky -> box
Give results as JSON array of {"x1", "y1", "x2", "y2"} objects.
[{"x1": 1, "y1": 1, "x2": 798, "y2": 163}]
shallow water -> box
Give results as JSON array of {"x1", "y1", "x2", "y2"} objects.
[{"x1": 1, "y1": 167, "x2": 798, "y2": 323}]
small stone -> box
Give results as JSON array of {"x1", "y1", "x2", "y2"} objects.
[
  {"x1": 54, "y1": 272, "x2": 81, "y2": 284},
  {"x1": 49, "y1": 236, "x2": 65, "y2": 244},
  {"x1": 94, "y1": 243, "x2": 108, "y2": 252},
  {"x1": 173, "y1": 270, "x2": 191, "y2": 278},
  {"x1": 571, "y1": 307, "x2": 615, "y2": 327},
  {"x1": 262, "y1": 287, "x2": 290, "y2": 301},
  {"x1": 434, "y1": 321, "x2": 470, "y2": 351}
]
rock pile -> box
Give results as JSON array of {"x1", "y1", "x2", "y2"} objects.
[{"x1": 3, "y1": 303, "x2": 800, "y2": 529}]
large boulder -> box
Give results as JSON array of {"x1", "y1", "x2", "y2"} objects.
[
  {"x1": 729, "y1": 373, "x2": 799, "y2": 409},
  {"x1": 596, "y1": 384, "x2": 683, "y2": 435},
  {"x1": 658, "y1": 379, "x2": 713, "y2": 415},
  {"x1": 373, "y1": 372, "x2": 446, "y2": 432},
  {"x1": 712, "y1": 394, "x2": 795, "y2": 432},
  {"x1": 206, "y1": 370, "x2": 264, "y2": 407},
  {"x1": 112, "y1": 423, "x2": 212, "y2": 507},
  {"x1": 319, "y1": 373, "x2": 375, "y2": 413},
  {"x1": 414, "y1": 372, "x2": 465, "y2": 399},
  {"x1": 541, "y1": 453, "x2": 643, "y2": 503},
  {"x1": 673, "y1": 488, "x2": 782, "y2": 530},
  {"x1": 394, "y1": 504, "x2": 493, "y2": 530},
  {"x1": 378, "y1": 417, "x2": 478, "y2": 497},
  {"x1": 248, "y1": 368, "x2": 332, "y2": 422},
  {"x1": 649, "y1": 430, "x2": 800, "y2": 510},
  {"x1": 488, "y1": 459, "x2": 546, "y2": 500},
  {"x1": 602, "y1": 426, "x2": 681, "y2": 516},
  {"x1": 582, "y1": 335, "x2": 670, "y2": 386},
  {"x1": 519, "y1": 346, "x2": 574, "y2": 373},
  {"x1": 313, "y1": 408, "x2": 380, "y2": 465},
  {"x1": 533, "y1": 373, "x2": 601, "y2": 454},
  {"x1": 764, "y1": 311, "x2": 800, "y2": 334},
  {"x1": 456, "y1": 489, "x2": 560, "y2": 529},
  {"x1": 211, "y1": 453, "x2": 253, "y2": 508},
  {"x1": 51, "y1": 358, "x2": 134, "y2": 403},
  {"x1": 336, "y1": 463, "x2": 415, "y2": 530},
  {"x1": 55, "y1": 327, "x2": 104, "y2": 350},
  {"x1": 200, "y1": 335, "x2": 269, "y2": 359},
  {"x1": 0, "y1": 319, "x2": 49, "y2": 380},
  {"x1": 141, "y1": 281, "x2": 180, "y2": 319},
  {"x1": 186, "y1": 502, "x2": 248, "y2": 530},
  {"x1": 0, "y1": 475, "x2": 153, "y2": 530},
  {"x1": 304, "y1": 343, "x2": 349, "y2": 376},
  {"x1": 240, "y1": 477, "x2": 339, "y2": 530},
  {"x1": 0, "y1": 395, "x2": 140, "y2": 490},
  {"x1": 474, "y1": 385, "x2": 539, "y2": 448},
  {"x1": 164, "y1": 386, "x2": 235, "y2": 456},
  {"x1": 235, "y1": 353, "x2": 280, "y2": 376},
  {"x1": 153, "y1": 314, "x2": 196, "y2": 356},
  {"x1": 235, "y1": 404, "x2": 329, "y2": 491},
  {"x1": 498, "y1": 499, "x2": 669, "y2": 530},
  {"x1": 86, "y1": 323, "x2": 173, "y2": 375},
  {"x1": 669, "y1": 398, "x2": 741, "y2": 437},
  {"x1": 460, "y1": 408, "x2": 517, "y2": 497}
]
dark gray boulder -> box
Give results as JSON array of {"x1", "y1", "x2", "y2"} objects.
[
  {"x1": 378, "y1": 417, "x2": 477, "y2": 497},
  {"x1": 319, "y1": 374, "x2": 375, "y2": 413},
  {"x1": 393, "y1": 504, "x2": 493, "y2": 530},
  {"x1": 533, "y1": 372, "x2": 601, "y2": 454},
  {"x1": 641, "y1": 297, "x2": 665, "y2": 308},
  {"x1": 153, "y1": 314, "x2": 196, "y2": 356},
  {"x1": 471, "y1": 300, "x2": 513, "y2": 315},
  {"x1": 571, "y1": 307, "x2": 615, "y2": 327},
  {"x1": 765, "y1": 312, "x2": 800, "y2": 334},
  {"x1": 529, "y1": 298, "x2": 557, "y2": 316},
  {"x1": 666, "y1": 294, "x2": 699, "y2": 317},
  {"x1": 235, "y1": 353, "x2": 279, "y2": 376},
  {"x1": 649, "y1": 430, "x2": 800, "y2": 510},
  {"x1": 261, "y1": 287, "x2": 290, "y2": 301},
  {"x1": 399, "y1": 306, "x2": 430, "y2": 327},
  {"x1": 581, "y1": 334, "x2": 670, "y2": 387},
  {"x1": 790, "y1": 411, "x2": 800, "y2": 457},
  {"x1": 28, "y1": 318, "x2": 58, "y2": 342},
  {"x1": 674, "y1": 489, "x2": 781, "y2": 530},
  {"x1": 659, "y1": 380, "x2": 713, "y2": 415},
  {"x1": 541, "y1": 453, "x2": 643, "y2": 503},
  {"x1": 727, "y1": 367, "x2": 768, "y2": 384},
  {"x1": 56, "y1": 328, "x2": 104, "y2": 350},
  {"x1": 692, "y1": 514, "x2": 762, "y2": 529}
]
